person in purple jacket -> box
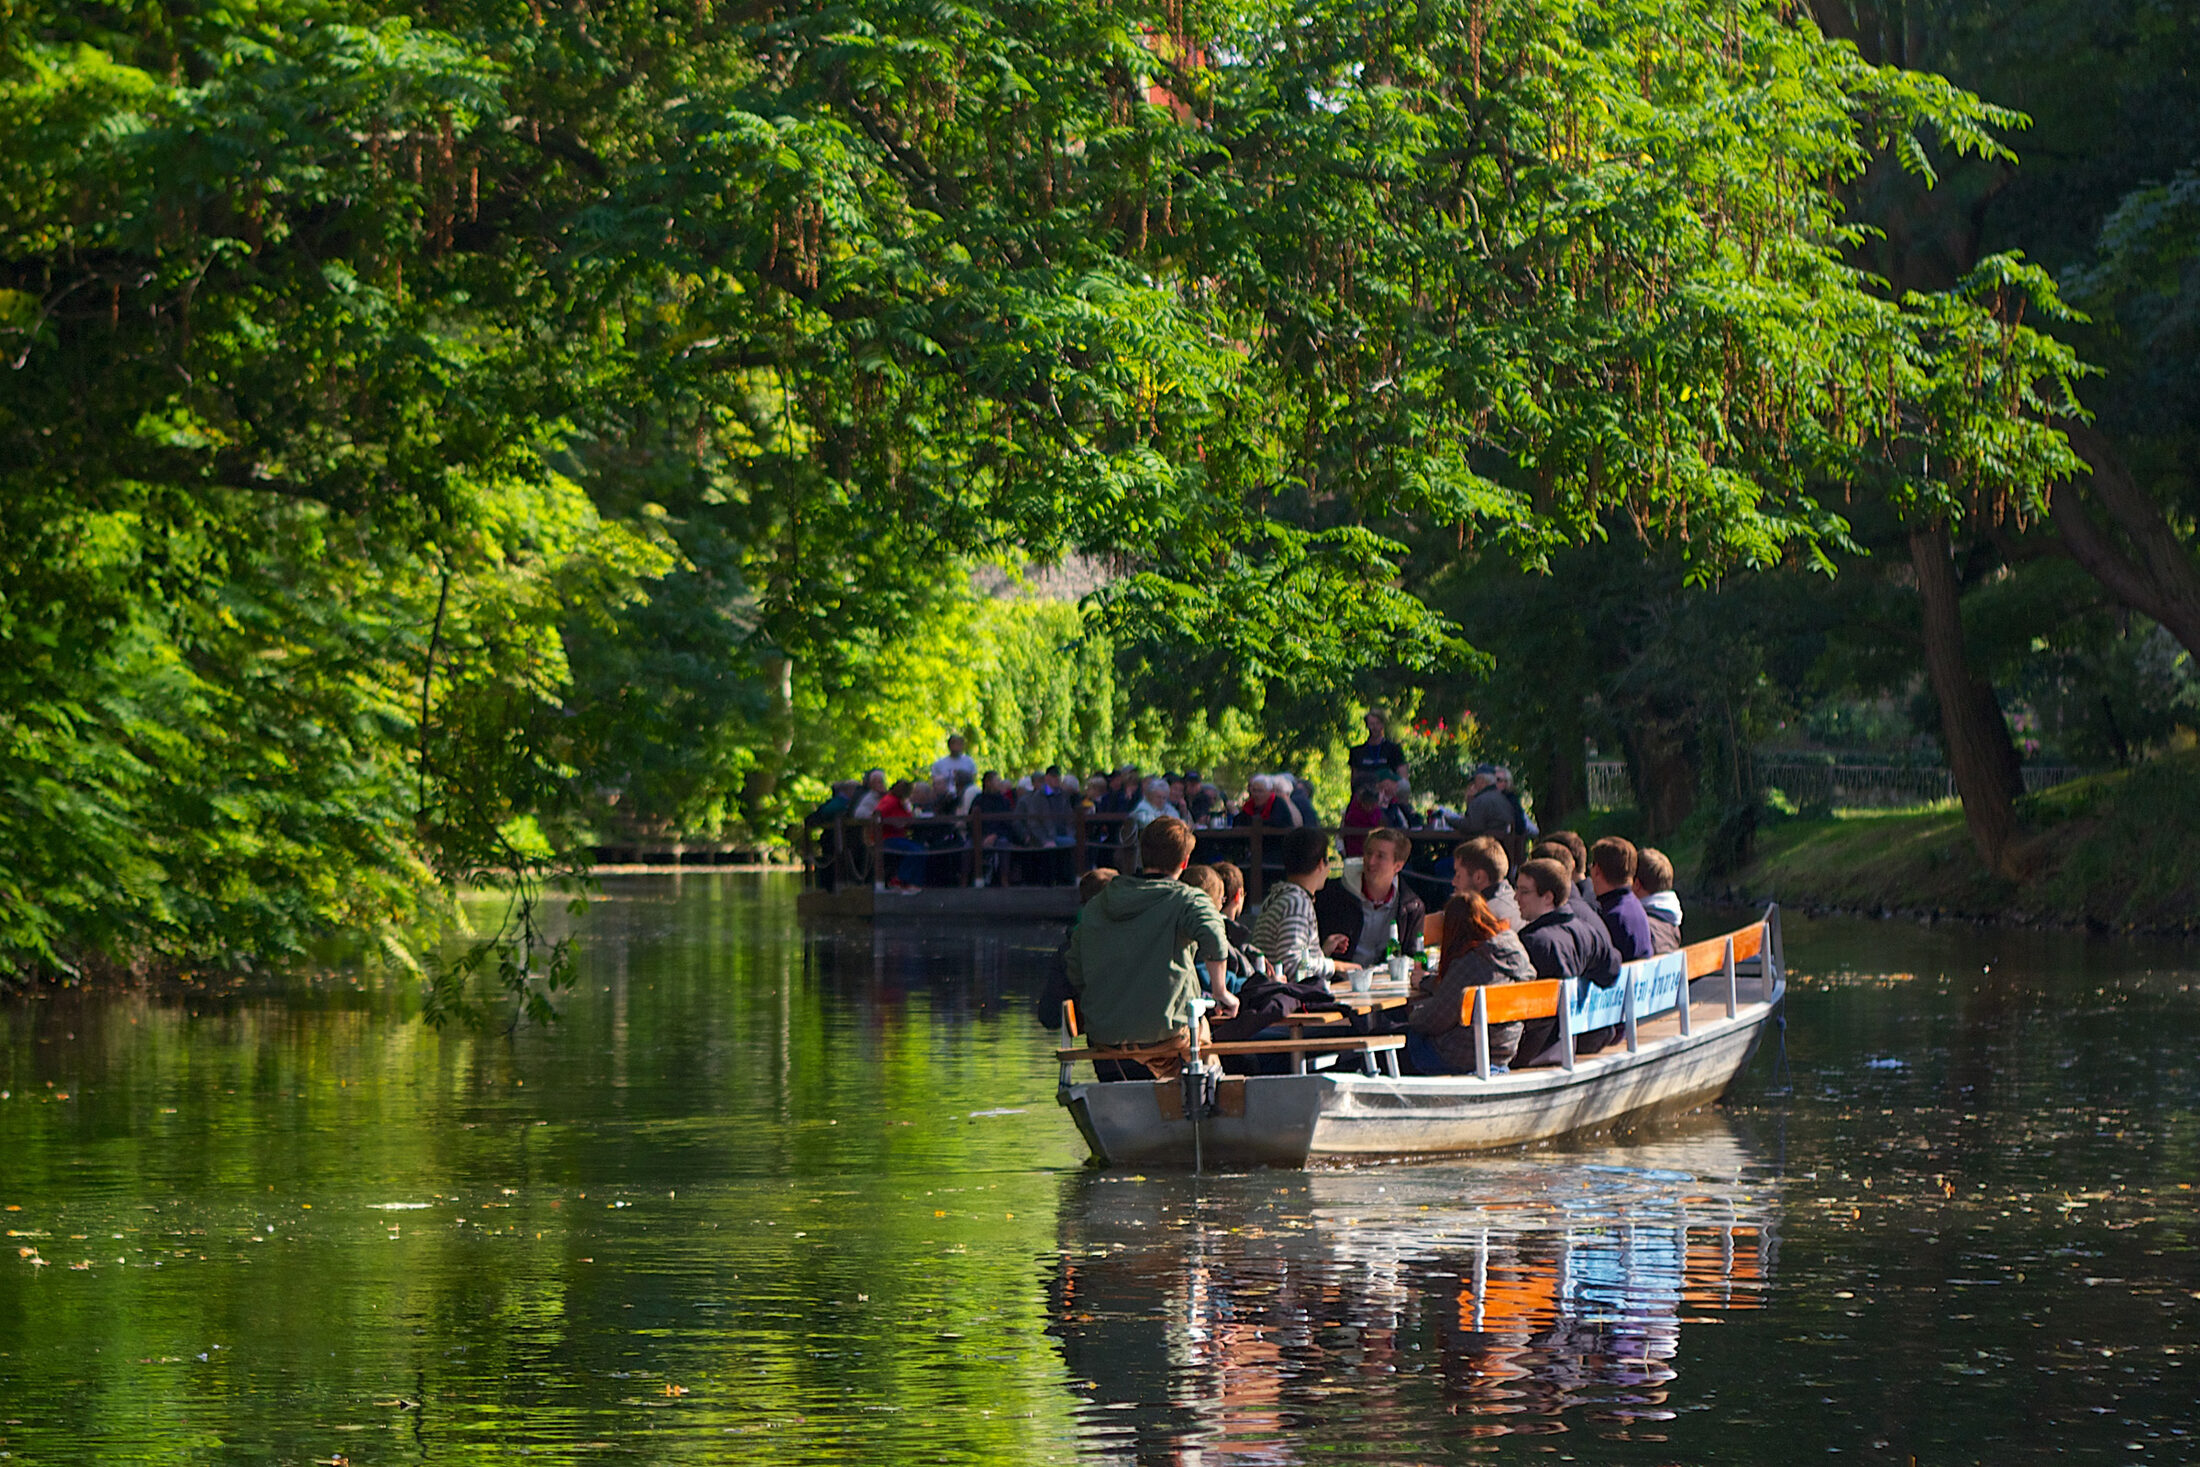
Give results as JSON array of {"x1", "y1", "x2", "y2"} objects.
[{"x1": 1588, "y1": 837, "x2": 1654, "y2": 963}]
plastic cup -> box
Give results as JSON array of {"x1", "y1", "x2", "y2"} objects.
[
  {"x1": 1388, "y1": 955, "x2": 1411, "y2": 985},
  {"x1": 1350, "y1": 967, "x2": 1372, "y2": 995}
]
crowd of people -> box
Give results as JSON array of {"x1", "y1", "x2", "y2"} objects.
[
  {"x1": 1043, "y1": 815, "x2": 1688, "y2": 1081},
  {"x1": 806, "y1": 712, "x2": 1542, "y2": 894},
  {"x1": 808, "y1": 713, "x2": 1696, "y2": 1081}
]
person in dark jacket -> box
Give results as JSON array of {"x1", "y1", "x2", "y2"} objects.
[
  {"x1": 1315, "y1": 827, "x2": 1427, "y2": 967},
  {"x1": 1346, "y1": 709, "x2": 1407, "y2": 787},
  {"x1": 1531, "y1": 838, "x2": 1604, "y2": 931},
  {"x1": 1450, "y1": 835, "x2": 1520, "y2": 929},
  {"x1": 1588, "y1": 836, "x2": 1654, "y2": 962},
  {"x1": 1406, "y1": 893, "x2": 1535, "y2": 1073},
  {"x1": 1037, "y1": 868, "x2": 1117, "y2": 1031},
  {"x1": 1547, "y1": 830, "x2": 1594, "y2": 904},
  {"x1": 1511, "y1": 857, "x2": 1621, "y2": 1064}
]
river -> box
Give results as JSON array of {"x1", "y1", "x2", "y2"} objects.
[{"x1": 1, "y1": 875, "x2": 2195, "y2": 1463}]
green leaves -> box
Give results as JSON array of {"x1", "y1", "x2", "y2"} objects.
[{"x1": 0, "y1": 0, "x2": 2096, "y2": 989}]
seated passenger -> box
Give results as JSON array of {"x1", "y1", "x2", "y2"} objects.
[
  {"x1": 1182, "y1": 770, "x2": 1218, "y2": 824},
  {"x1": 1180, "y1": 864, "x2": 1267, "y2": 994},
  {"x1": 1546, "y1": 830, "x2": 1594, "y2": 904},
  {"x1": 1206, "y1": 861, "x2": 1273, "y2": 981},
  {"x1": 1248, "y1": 828, "x2": 1360, "y2": 982},
  {"x1": 1588, "y1": 836, "x2": 1654, "y2": 962},
  {"x1": 1510, "y1": 857, "x2": 1622, "y2": 1065},
  {"x1": 1065, "y1": 818, "x2": 1237, "y2": 1079},
  {"x1": 1013, "y1": 772, "x2": 1072, "y2": 884},
  {"x1": 1530, "y1": 838, "x2": 1605, "y2": 930},
  {"x1": 1450, "y1": 764, "x2": 1515, "y2": 846},
  {"x1": 1376, "y1": 776, "x2": 1420, "y2": 829},
  {"x1": 1338, "y1": 783, "x2": 1386, "y2": 856},
  {"x1": 1129, "y1": 776, "x2": 1178, "y2": 832},
  {"x1": 1233, "y1": 774, "x2": 1302, "y2": 828},
  {"x1": 1451, "y1": 835, "x2": 1520, "y2": 928},
  {"x1": 1315, "y1": 827, "x2": 1427, "y2": 967},
  {"x1": 1634, "y1": 846, "x2": 1684, "y2": 954},
  {"x1": 850, "y1": 768, "x2": 888, "y2": 821},
  {"x1": 1405, "y1": 893, "x2": 1534, "y2": 1074},
  {"x1": 1035, "y1": 867, "x2": 1117, "y2": 1030}
]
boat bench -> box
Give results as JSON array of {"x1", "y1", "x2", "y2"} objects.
[
  {"x1": 1438, "y1": 921, "x2": 1773, "y2": 1078},
  {"x1": 1056, "y1": 1034, "x2": 1405, "y2": 1078}
]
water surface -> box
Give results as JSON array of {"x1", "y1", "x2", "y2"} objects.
[{"x1": 1, "y1": 877, "x2": 2194, "y2": 1462}]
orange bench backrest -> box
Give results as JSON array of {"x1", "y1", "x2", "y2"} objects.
[
  {"x1": 1475, "y1": 979, "x2": 1562, "y2": 1025},
  {"x1": 1453, "y1": 922, "x2": 1767, "y2": 1028}
]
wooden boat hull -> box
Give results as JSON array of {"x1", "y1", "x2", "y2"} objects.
[{"x1": 1061, "y1": 969, "x2": 1783, "y2": 1170}]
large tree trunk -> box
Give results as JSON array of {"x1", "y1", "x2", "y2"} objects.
[
  {"x1": 1909, "y1": 520, "x2": 2025, "y2": 875},
  {"x1": 1615, "y1": 714, "x2": 1696, "y2": 839},
  {"x1": 2050, "y1": 423, "x2": 2200, "y2": 663}
]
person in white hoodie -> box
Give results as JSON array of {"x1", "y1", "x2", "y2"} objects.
[{"x1": 1633, "y1": 846, "x2": 1685, "y2": 954}]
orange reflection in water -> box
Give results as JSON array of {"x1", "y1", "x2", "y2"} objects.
[{"x1": 1051, "y1": 1134, "x2": 1780, "y2": 1460}]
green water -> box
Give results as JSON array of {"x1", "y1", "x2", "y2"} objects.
[{"x1": 1, "y1": 876, "x2": 2195, "y2": 1463}]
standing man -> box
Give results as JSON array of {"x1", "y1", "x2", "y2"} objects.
[
  {"x1": 930, "y1": 734, "x2": 977, "y2": 796},
  {"x1": 1347, "y1": 709, "x2": 1407, "y2": 789},
  {"x1": 1066, "y1": 818, "x2": 1238, "y2": 1079}
]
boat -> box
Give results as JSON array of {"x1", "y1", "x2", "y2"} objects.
[{"x1": 1054, "y1": 905, "x2": 1787, "y2": 1169}]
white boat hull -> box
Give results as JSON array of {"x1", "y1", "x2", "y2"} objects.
[{"x1": 1062, "y1": 966, "x2": 1784, "y2": 1170}]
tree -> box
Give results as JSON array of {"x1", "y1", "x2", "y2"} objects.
[
  {"x1": 0, "y1": 0, "x2": 2095, "y2": 984},
  {"x1": 1809, "y1": 0, "x2": 2200, "y2": 871}
]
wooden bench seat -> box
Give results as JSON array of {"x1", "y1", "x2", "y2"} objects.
[{"x1": 1058, "y1": 1033, "x2": 1405, "y2": 1078}]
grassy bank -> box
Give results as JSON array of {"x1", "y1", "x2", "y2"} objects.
[{"x1": 1679, "y1": 751, "x2": 2200, "y2": 933}]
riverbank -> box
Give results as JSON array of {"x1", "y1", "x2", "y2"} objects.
[{"x1": 1683, "y1": 750, "x2": 2200, "y2": 934}]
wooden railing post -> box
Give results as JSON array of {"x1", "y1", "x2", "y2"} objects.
[
  {"x1": 968, "y1": 811, "x2": 983, "y2": 887},
  {"x1": 870, "y1": 816, "x2": 885, "y2": 892},
  {"x1": 1250, "y1": 825, "x2": 1265, "y2": 904},
  {"x1": 1074, "y1": 809, "x2": 1088, "y2": 876}
]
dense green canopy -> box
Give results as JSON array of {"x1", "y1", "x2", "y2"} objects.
[{"x1": 0, "y1": 0, "x2": 2092, "y2": 993}]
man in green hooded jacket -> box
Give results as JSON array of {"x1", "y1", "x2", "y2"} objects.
[{"x1": 1066, "y1": 816, "x2": 1236, "y2": 1079}]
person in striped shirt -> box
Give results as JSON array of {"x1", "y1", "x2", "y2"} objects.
[{"x1": 1249, "y1": 829, "x2": 1365, "y2": 983}]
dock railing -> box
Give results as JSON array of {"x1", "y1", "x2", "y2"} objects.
[{"x1": 802, "y1": 813, "x2": 1475, "y2": 903}]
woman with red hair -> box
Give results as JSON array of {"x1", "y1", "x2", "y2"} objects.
[{"x1": 1404, "y1": 892, "x2": 1533, "y2": 1074}]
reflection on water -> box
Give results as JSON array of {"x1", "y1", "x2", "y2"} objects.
[
  {"x1": 1052, "y1": 1122, "x2": 1778, "y2": 1458},
  {"x1": 1, "y1": 879, "x2": 2197, "y2": 1463}
]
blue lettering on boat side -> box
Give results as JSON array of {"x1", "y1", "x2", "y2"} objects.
[{"x1": 1566, "y1": 952, "x2": 1688, "y2": 1035}]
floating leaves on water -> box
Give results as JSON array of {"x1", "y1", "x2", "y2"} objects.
[{"x1": 368, "y1": 1203, "x2": 430, "y2": 1211}]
